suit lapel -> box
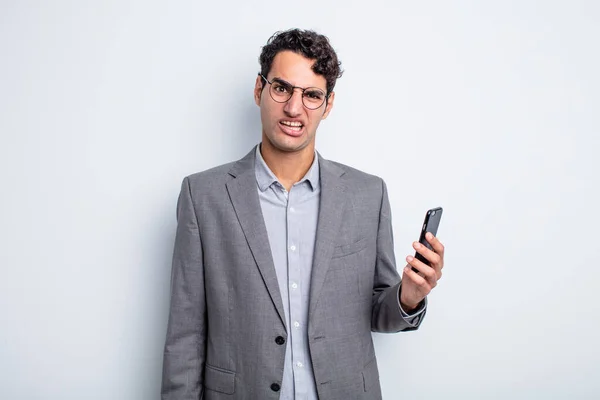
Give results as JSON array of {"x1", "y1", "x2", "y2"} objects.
[
  {"x1": 226, "y1": 147, "x2": 287, "y2": 331},
  {"x1": 309, "y1": 156, "x2": 347, "y2": 317}
]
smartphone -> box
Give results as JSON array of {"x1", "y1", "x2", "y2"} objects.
[{"x1": 412, "y1": 207, "x2": 443, "y2": 271}]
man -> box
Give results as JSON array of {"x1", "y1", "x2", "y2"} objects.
[{"x1": 162, "y1": 29, "x2": 445, "y2": 400}]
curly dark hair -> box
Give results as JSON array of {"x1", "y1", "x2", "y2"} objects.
[{"x1": 259, "y1": 28, "x2": 343, "y2": 95}]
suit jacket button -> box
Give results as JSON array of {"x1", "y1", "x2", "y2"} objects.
[
  {"x1": 275, "y1": 336, "x2": 285, "y2": 345},
  {"x1": 270, "y1": 383, "x2": 281, "y2": 392}
]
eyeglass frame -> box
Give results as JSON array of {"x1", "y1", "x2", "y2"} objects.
[{"x1": 258, "y1": 73, "x2": 331, "y2": 110}]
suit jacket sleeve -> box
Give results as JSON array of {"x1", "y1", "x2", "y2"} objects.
[
  {"x1": 370, "y1": 179, "x2": 426, "y2": 333},
  {"x1": 161, "y1": 177, "x2": 206, "y2": 399}
]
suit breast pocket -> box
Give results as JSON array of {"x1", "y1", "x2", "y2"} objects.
[
  {"x1": 331, "y1": 237, "x2": 369, "y2": 259},
  {"x1": 329, "y1": 237, "x2": 371, "y2": 296}
]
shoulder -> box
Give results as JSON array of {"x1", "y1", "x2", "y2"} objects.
[
  {"x1": 322, "y1": 158, "x2": 390, "y2": 218},
  {"x1": 184, "y1": 161, "x2": 237, "y2": 190},
  {"x1": 323, "y1": 159, "x2": 386, "y2": 194},
  {"x1": 182, "y1": 147, "x2": 256, "y2": 191}
]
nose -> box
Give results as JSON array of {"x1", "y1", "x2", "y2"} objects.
[{"x1": 283, "y1": 88, "x2": 303, "y2": 116}]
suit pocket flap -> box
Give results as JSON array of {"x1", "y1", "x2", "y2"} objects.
[
  {"x1": 332, "y1": 237, "x2": 369, "y2": 258},
  {"x1": 362, "y1": 358, "x2": 379, "y2": 392},
  {"x1": 205, "y1": 364, "x2": 235, "y2": 394}
]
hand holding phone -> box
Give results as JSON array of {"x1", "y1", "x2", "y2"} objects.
[{"x1": 412, "y1": 207, "x2": 443, "y2": 271}]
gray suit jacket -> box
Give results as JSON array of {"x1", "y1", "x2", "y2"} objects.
[{"x1": 161, "y1": 146, "x2": 424, "y2": 400}]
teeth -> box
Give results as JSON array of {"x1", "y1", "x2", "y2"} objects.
[{"x1": 281, "y1": 121, "x2": 302, "y2": 127}]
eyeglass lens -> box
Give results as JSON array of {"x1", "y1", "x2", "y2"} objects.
[{"x1": 269, "y1": 80, "x2": 326, "y2": 109}]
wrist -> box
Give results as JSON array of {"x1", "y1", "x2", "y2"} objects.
[
  {"x1": 398, "y1": 283, "x2": 422, "y2": 313},
  {"x1": 399, "y1": 291, "x2": 420, "y2": 312},
  {"x1": 400, "y1": 300, "x2": 420, "y2": 313}
]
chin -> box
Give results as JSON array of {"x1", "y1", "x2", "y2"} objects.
[
  {"x1": 264, "y1": 133, "x2": 303, "y2": 152},
  {"x1": 275, "y1": 142, "x2": 304, "y2": 153}
]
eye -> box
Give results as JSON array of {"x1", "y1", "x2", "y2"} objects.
[
  {"x1": 304, "y1": 89, "x2": 325, "y2": 100},
  {"x1": 272, "y1": 82, "x2": 290, "y2": 93}
]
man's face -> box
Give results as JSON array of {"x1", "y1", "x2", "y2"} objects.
[{"x1": 254, "y1": 50, "x2": 335, "y2": 155}]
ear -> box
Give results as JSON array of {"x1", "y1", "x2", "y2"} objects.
[
  {"x1": 321, "y1": 91, "x2": 335, "y2": 120},
  {"x1": 254, "y1": 75, "x2": 264, "y2": 106}
]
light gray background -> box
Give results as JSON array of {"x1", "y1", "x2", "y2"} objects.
[{"x1": 1, "y1": 1, "x2": 598, "y2": 399}]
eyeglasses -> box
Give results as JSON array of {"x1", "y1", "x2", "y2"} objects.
[{"x1": 259, "y1": 74, "x2": 329, "y2": 110}]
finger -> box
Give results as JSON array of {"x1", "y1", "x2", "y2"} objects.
[
  {"x1": 425, "y1": 232, "x2": 445, "y2": 261},
  {"x1": 402, "y1": 263, "x2": 433, "y2": 293},
  {"x1": 413, "y1": 241, "x2": 442, "y2": 272},
  {"x1": 413, "y1": 241, "x2": 440, "y2": 264},
  {"x1": 414, "y1": 241, "x2": 443, "y2": 280},
  {"x1": 423, "y1": 233, "x2": 445, "y2": 277},
  {"x1": 405, "y1": 255, "x2": 438, "y2": 288}
]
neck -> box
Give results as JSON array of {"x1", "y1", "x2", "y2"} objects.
[{"x1": 260, "y1": 140, "x2": 315, "y2": 191}]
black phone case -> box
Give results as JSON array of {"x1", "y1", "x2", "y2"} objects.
[{"x1": 412, "y1": 207, "x2": 443, "y2": 271}]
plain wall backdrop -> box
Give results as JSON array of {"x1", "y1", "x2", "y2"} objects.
[{"x1": 1, "y1": 1, "x2": 599, "y2": 399}]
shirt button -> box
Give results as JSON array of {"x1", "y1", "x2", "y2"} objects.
[
  {"x1": 275, "y1": 336, "x2": 285, "y2": 345},
  {"x1": 290, "y1": 245, "x2": 296, "y2": 251},
  {"x1": 293, "y1": 321, "x2": 300, "y2": 328},
  {"x1": 271, "y1": 383, "x2": 281, "y2": 392},
  {"x1": 297, "y1": 362, "x2": 303, "y2": 368},
  {"x1": 289, "y1": 207, "x2": 295, "y2": 213},
  {"x1": 291, "y1": 282, "x2": 298, "y2": 289}
]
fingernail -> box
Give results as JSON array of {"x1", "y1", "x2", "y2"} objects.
[
  {"x1": 406, "y1": 255, "x2": 414, "y2": 262},
  {"x1": 413, "y1": 242, "x2": 421, "y2": 249},
  {"x1": 426, "y1": 232, "x2": 433, "y2": 240}
]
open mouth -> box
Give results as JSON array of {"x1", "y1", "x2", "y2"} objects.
[{"x1": 279, "y1": 120, "x2": 304, "y2": 135}]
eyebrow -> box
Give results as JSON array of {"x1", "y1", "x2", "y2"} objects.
[
  {"x1": 271, "y1": 77, "x2": 293, "y2": 86},
  {"x1": 271, "y1": 77, "x2": 326, "y2": 92}
]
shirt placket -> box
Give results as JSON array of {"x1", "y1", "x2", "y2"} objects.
[{"x1": 287, "y1": 186, "x2": 307, "y2": 399}]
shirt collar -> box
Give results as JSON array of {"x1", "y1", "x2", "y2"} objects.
[{"x1": 254, "y1": 144, "x2": 320, "y2": 192}]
